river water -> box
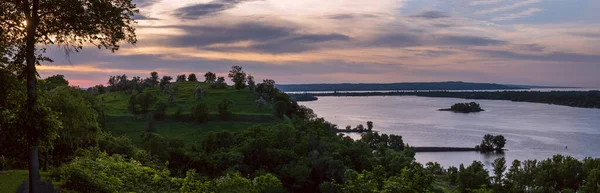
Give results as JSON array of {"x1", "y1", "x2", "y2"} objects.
[{"x1": 299, "y1": 96, "x2": 600, "y2": 170}]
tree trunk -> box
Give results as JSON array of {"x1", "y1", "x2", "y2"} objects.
[{"x1": 25, "y1": 0, "x2": 41, "y2": 192}]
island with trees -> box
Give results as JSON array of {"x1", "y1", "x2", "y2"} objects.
[{"x1": 439, "y1": 102, "x2": 485, "y2": 113}]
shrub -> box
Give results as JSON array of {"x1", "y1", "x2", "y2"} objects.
[
  {"x1": 192, "y1": 103, "x2": 209, "y2": 123},
  {"x1": 218, "y1": 99, "x2": 233, "y2": 120},
  {"x1": 153, "y1": 102, "x2": 167, "y2": 120},
  {"x1": 55, "y1": 148, "x2": 176, "y2": 193}
]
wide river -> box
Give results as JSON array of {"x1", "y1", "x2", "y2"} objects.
[{"x1": 299, "y1": 96, "x2": 600, "y2": 171}]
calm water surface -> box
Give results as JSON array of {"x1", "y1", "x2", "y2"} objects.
[{"x1": 299, "y1": 96, "x2": 600, "y2": 170}]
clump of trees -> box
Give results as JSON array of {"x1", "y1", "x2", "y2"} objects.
[
  {"x1": 188, "y1": 73, "x2": 198, "y2": 82},
  {"x1": 128, "y1": 92, "x2": 156, "y2": 115},
  {"x1": 228, "y1": 66, "x2": 247, "y2": 90},
  {"x1": 441, "y1": 155, "x2": 600, "y2": 193},
  {"x1": 339, "y1": 121, "x2": 375, "y2": 133},
  {"x1": 211, "y1": 77, "x2": 227, "y2": 89},
  {"x1": 476, "y1": 134, "x2": 506, "y2": 153},
  {"x1": 440, "y1": 102, "x2": 484, "y2": 113},
  {"x1": 204, "y1": 72, "x2": 217, "y2": 83},
  {"x1": 176, "y1": 74, "x2": 186, "y2": 82}
]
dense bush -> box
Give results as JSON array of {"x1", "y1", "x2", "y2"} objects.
[
  {"x1": 153, "y1": 102, "x2": 168, "y2": 120},
  {"x1": 192, "y1": 103, "x2": 209, "y2": 123},
  {"x1": 217, "y1": 99, "x2": 233, "y2": 120},
  {"x1": 55, "y1": 148, "x2": 176, "y2": 193}
]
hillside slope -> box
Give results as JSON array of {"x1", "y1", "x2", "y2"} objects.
[{"x1": 98, "y1": 81, "x2": 281, "y2": 144}]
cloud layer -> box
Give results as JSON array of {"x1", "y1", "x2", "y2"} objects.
[{"x1": 37, "y1": 0, "x2": 600, "y2": 88}]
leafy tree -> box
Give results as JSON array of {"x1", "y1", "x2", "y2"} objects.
[
  {"x1": 176, "y1": 74, "x2": 187, "y2": 82},
  {"x1": 149, "y1": 71, "x2": 159, "y2": 86},
  {"x1": 192, "y1": 103, "x2": 209, "y2": 124},
  {"x1": 477, "y1": 134, "x2": 506, "y2": 152},
  {"x1": 218, "y1": 99, "x2": 233, "y2": 120},
  {"x1": 256, "y1": 79, "x2": 278, "y2": 101},
  {"x1": 228, "y1": 66, "x2": 247, "y2": 90},
  {"x1": 2, "y1": 5, "x2": 136, "y2": 185},
  {"x1": 492, "y1": 157, "x2": 507, "y2": 192},
  {"x1": 188, "y1": 73, "x2": 198, "y2": 82},
  {"x1": 45, "y1": 86, "x2": 101, "y2": 166},
  {"x1": 196, "y1": 84, "x2": 205, "y2": 100},
  {"x1": 340, "y1": 169, "x2": 379, "y2": 193},
  {"x1": 457, "y1": 161, "x2": 490, "y2": 193},
  {"x1": 128, "y1": 92, "x2": 156, "y2": 115},
  {"x1": 204, "y1": 72, "x2": 217, "y2": 83},
  {"x1": 253, "y1": 173, "x2": 285, "y2": 193},
  {"x1": 505, "y1": 160, "x2": 524, "y2": 193},
  {"x1": 211, "y1": 76, "x2": 227, "y2": 89},
  {"x1": 42, "y1": 74, "x2": 69, "y2": 90},
  {"x1": 173, "y1": 170, "x2": 212, "y2": 193},
  {"x1": 247, "y1": 74, "x2": 256, "y2": 91},
  {"x1": 366, "y1": 121, "x2": 374, "y2": 131},
  {"x1": 492, "y1": 135, "x2": 506, "y2": 151},
  {"x1": 160, "y1": 76, "x2": 173, "y2": 90}
]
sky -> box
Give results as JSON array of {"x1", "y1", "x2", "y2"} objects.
[{"x1": 38, "y1": 0, "x2": 600, "y2": 87}]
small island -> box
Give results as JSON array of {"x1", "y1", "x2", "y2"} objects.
[{"x1": 439, "y1": 102, "x2": 484, "y2": 113}]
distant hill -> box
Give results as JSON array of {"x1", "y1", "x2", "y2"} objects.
[
  {"x1": 276, "y1": 81, "x2": 522, "y2": 92},
  {"x1": 501, "y1": 84, "x2": 579, "y2": 89}
]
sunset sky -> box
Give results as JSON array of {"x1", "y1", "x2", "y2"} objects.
[{"x1": 38, "y1": 0, "x2": 600, "y2": 87}]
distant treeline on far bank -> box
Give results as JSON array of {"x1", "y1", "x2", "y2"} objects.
[{"x1": 290, "y1": 90, "x2": 600, "y2": 109}]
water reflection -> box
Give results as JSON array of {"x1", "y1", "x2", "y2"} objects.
[{"x1": 300, "y1": 96, "x2": 600, "y2": 169}]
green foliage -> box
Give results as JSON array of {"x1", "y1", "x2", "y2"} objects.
[
  {"x1": 204, "y1": 72, "x2": 217, "y2": 83},
  {"x1": 228, "y1": 66, "x2": 247, "y2": 90},
  {"x1": 41, "y1": 74, "x2": 69, "y2": 90},
  {"x1": 188, "y1": 73, "x2": 198, "y2": 82},
  {"x1": 492, "y1": 157, "x2": 506, "y2": 191},
  {"x1": 360, "y1": 132, "x2": 404, "y2": 151},
  {"x1": 192, "y1": 103, "x2": 209, "y2": 123},
  {"x1": 45, "y1": 86, "x2": 101, "y2": 166},
  {"x1": 476, "y1": 134, "x2": 506, "y2": 153},
  {"x1": 457, "y1": 161, "x2": 490, "y2": 193},
  {"x1": 55, "y1": 149, "x2": 176, "y2": 193},
  {"x1": 173, "y1": 170, "x2": 213, "y2": 193},
  {"x1": 211, "y1": 76, "x2": 228, "y2": 89},
  {"x1": 247, "y1": 74, "x2": 256, "y2": 91},
  {"x1": 128, "y1": 91, "x2": 156, "y2": 115},
  {"x1": 218, "y1": 99, "x2": 233, "y2": 120},
  {"x1": 177, "y1": 74, "x2": 187, "y2": 82},
  {"x1": 153, "y1": 102, "x2": 168, "y2": 120},
  {"x1": 160, "y1": 76, "x2": 173, "y2": 90}
]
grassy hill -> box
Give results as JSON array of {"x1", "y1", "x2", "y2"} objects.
[{"x1": 99, "y1": 81, "x2": 282, "y2": 145}]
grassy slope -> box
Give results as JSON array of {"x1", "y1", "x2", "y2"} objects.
[
  {"x1": 0, "y1": 170, "x2": 54, "y2": 192},
  {"x1": 98, "y1": 81, "x2": 280, "y2": 145}
]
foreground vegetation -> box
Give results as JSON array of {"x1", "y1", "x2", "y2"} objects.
[{"x1": 2, "y1": 67, "x2": 600, "y2": 192}]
